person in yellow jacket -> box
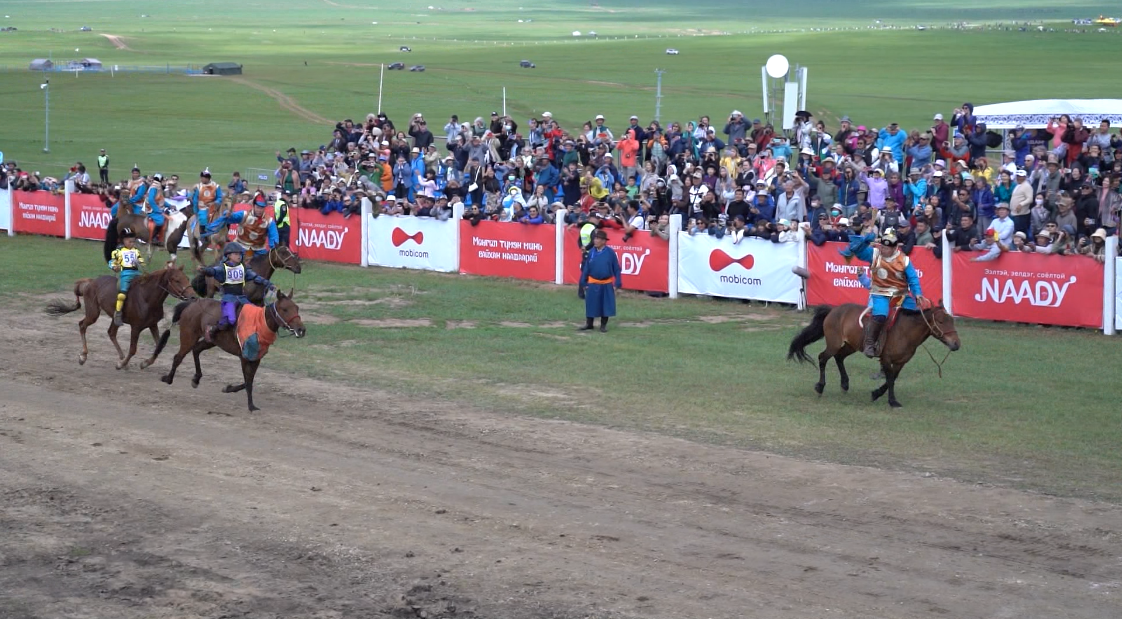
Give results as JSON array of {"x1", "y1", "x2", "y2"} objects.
[{"x1": 108, "y1": 228, "x2": 144, "y2": 326}]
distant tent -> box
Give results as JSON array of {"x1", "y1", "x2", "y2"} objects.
[
  {"x1": 81, "y1": 58, "x2": 103, "y2": 70},
  {"x1": 203, "y1": 62, "x2": 243, "y2": 76},
  {"x1": 973, "y1": 99, "x2": 1122, "y2": 129},
  {"x1": 29, "y1": 59, "x2": 53, "y2": 71}
]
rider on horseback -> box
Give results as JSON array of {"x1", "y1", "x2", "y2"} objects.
[
  {"x1": 205, "y1": 193, "x2": 278, "y2": 257},
  {"x1": 190, "y1": 168, "x2": 222, "y2": 237},
  {"x1": 197, "y1": 242, "x2": 275, "y2": 343},
  {"x1": 844, "y1": 228, "x2": 929, "y2": 358},
  {"x1": 109, "y1": 228, "x2": 144, "y2": 326},
  {"x1": 144, "y1": 173, "x2": 169, "y2": 243}
]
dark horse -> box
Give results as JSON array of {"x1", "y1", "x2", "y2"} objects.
[
  {"x1": 787, "y1": 303, "x2": 961, "y2": 407},
  {"x1": 192, "y1": 245, "x2": 302, "y2": 304},
  {"x1": 45, "y1": 266, "x2": 197, "y2": 369},
  {"x1": 161, "y1": 293, "x2": 305, "y2": 411}
]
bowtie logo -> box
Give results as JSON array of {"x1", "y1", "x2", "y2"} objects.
[
  {"x1": 709, "y1": 249, "x2": 755, "y2": 272},
  {"x1": 392, "y1": 228, "x2": 423, "y2": 247}
]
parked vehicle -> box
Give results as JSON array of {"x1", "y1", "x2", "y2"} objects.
[
  {"x1": 520, "y1": 60, "x2": 535, "y2": 68},
  {"x1": 408, "y1": 65, "x2": 425, "y2": 72},
  {"x1": 400, "y1": 46, "x2": 412, "y2": 52},
  {"x1": 388, "y1": 62, "x2": 405, "y2": 70},
  {"x1": 665, "y1": 48, "x2": 680, "y2": 55}
]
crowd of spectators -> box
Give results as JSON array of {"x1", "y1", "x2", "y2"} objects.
[{"x1": 2, "y1": 102, "x2": 1119, "y2": 262}]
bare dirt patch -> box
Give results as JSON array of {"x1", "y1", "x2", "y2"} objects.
[
  {"x1": 228, "y1": 77, "x2": 331, "y2": 125},
  {"x1": 100, "y1": 33, "x2": 131, "y2": 51},
  {"x1": 1, "y1": 304, "x2": 1120, "y2": 619},
  {"x1": 499, "y1": 321, "x2": 533, "y2": 328},
  {"x1": 351, "y1": 318, "x2": 432, "y2": 328},
  {"x1": 301, "y1": 312, "x2": 339, "y2": 325},
  {"x1": 445, "y1": 320, "x2": 476, "y2": 329}
]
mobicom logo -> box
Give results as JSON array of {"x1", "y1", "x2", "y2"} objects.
[
  {"x1": 299, "y1": 226, "x2": 349, "y2": 250},
  {"x1": 974, "y1": 272, "x2": 1077, "y2": 307},
  {"x1": 709, "y1": 249, "x2": 754, "y2": 272},
  {"x1": 80, "y1": 209, "x2": 112, "y2": 230},
  {"x1": 392, "y1": 227, "x2": 423, "y2": 247}
]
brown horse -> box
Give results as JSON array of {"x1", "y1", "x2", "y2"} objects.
[
  {"x1": 787, "y1": 303, "x2": 961, "y2": 407},
  {"x1": 160, "y1": 293, "x2": 305, "y2": 411},
  {"x1": 192, "y1": 245, "x2": 302, "y2": 304},
  {"x1": 45, "y1": 266, "x2": 197, "y2": 370}
]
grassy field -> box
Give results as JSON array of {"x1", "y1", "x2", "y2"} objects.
[
  {"x1": 2, "y1": 0, "x2": 1122, "y2": 179},
  {"x1": 5, "y1": 235, "x2": 1121, "y2": 502}
]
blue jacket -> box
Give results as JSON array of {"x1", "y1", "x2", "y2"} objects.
[
  {"x1": 877, "y1": 129, "x2": 906, "y2": 163},
  {"x1": 1010, "y1": 132, "x2": 1031, "y2": 166},
  {"x1": 321, "y1": 197, "x2": 346, "y2": 215},
  {"x1": 534, "y1": 164, "x2": 560, "y2": 201}
]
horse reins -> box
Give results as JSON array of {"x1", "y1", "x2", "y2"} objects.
[
  {"x1": 269, "y1": 302, "x2": 301, "y2": 337},
  {"x1": 918, "y1": 307, "x2": 956, "y2": 379},
  {"x1": 267, "y1": 246, "x2": 299, "y2": 298}
]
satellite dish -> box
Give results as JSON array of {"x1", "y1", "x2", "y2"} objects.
[{"x1": 765, "y1": 54, "x2": 789, "y2": 78}]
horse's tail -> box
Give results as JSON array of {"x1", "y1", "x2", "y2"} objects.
[
  {"x1": 152, "y1": 328, "x2": 172, "y2": 357},
  {"x1": 787, "y1": 305, "x2": 832, "y2": 364},
  {"x1": 44, "y1": 279, "x2": 90, "y2": 317},
  {"x1": 172, "y1": 299, "x2": 194, "y2": 325},
  {"x1": 103, "y1": 220, "x2": 119, "y2": 263}
]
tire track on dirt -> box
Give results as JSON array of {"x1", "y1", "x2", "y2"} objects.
[
  {"x1": 100, "y1": 33, "x2": 131, "y2": 51},
  {"x1": 227, "y1": 77, "x2": 330, "y2": 125}
]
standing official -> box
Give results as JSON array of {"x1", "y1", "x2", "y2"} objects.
[
  {"x1": 578, "y1": 229, "x2": 622, "y2": 332},
  {"x1": 97, "y1": 149, "x2": 109, "y2": 184}
]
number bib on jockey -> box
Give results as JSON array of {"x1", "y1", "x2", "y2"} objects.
[
  {"x1": 237, "y1": 214, "x2": 272, "y2": 251},
  {"x1": 120, "y1": 249, "x2": 140, "y2": 269},
  {"x1": 870, "y1": 251, "x2": 910, "y2": 297},
  {"x1": 224, "y1": 263, "x2": 245, "y2": 286}
]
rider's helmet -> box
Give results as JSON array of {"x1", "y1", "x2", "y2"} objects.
[
  {"x1": 120, "y1": 227, "x2": 136, "y2": 239},
  {"x1": 880, "y1": 228, "x2": 898, "y2": 246},
  {"x1": 223, "y1": 241, "x2": 246, "y2": 256}
]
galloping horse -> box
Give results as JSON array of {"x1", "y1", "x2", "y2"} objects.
[
  {"x1": 45, "y1": 265, "x2": 197, "y2": 370},
  {"x1": 192, "y1": 244, "x2": 302, "y2": 304},
  {"x1": 161, "y1": 292, "x2": 305, "y2": 411},
  {"x1": 163, "y1": 192, "x2": 239, "y2": 267},
  {"x1": 787, "y1": 303, "x2": 961, "y2": 407}
]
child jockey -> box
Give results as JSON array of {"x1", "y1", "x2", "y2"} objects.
[
  {"x1": 143, "y1": 173, "x2": 168, "y2": 241},
  {"x1": 205, "y1": 193, "x2": 278, "y2": 257},
  {"x1": 843, "y1": 227, "x2": 928, "y2": 357},
  {"x1": 108, "y1": 228, "x2": 144, "y2": 326},
  {"x1": 197, "y1": 242, "x2": 275, "y2": 343}
]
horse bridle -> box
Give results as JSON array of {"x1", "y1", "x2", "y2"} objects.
[
  {"x1": 158, "y1": 270, "x2": 194, "y2": 301},
  {"x1": 268, "y1": 245, "x2": 295, "y2": 272},
  {"x1": 918, "y1": 306, "x2": 957, "y2": 378},
  {"x1": 268, "y1": 301, "x2": 302, "y2": 337}
]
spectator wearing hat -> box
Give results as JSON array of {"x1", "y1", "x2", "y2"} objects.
[
  {"x1": 906, "y1": 133, "x2": 933, "y2": 171},
  {"x1": 1080, "y1": 228, "x2": 1111, "y2": 262},
  {"x1": 938, "y1": 132, "x2": 971, "y2": 169},
  {"x1": 724, "y1": 111, "x2": 749, "y2": 144},
  {"x1": 858, "y1": 166, "x2": 888, "y2": 209},
  {"x1": 986, "y1": 203, "x2": 1014, "y2": 248},
  {"x1": 1010, "y1": 169, "x2": 1034, "y2": 236},
  {"x1": 775, "y1": 174, "x2": 808, "y2": 224},
  {"x1": 931, "y1": 113, "x2": 950, "y2": 147},
  {"x1": 1010, "y1": 231, "x2": 1030, "y2": 252},
  {"x1": 969, "y1": 229, "x2": 1003, "y2": 262},
  {"x1": 903, "y1": 168, "x2": 928, "y2": 212},
  {"x1": 876, "y1": 123, "x2": 906, "y2": 165},
  {"x1": 578, "y1": 229, "x2": 622, "y2": 333},
  {"x1": 750, "y1": 180, "x2": 776, "y2": 222},
  {"x1": 1075, "y1": 182, "x2": 1101, "y2": 236},
  {"x1": 807, "y1": 215, "x2": 842, "y2": 245}
]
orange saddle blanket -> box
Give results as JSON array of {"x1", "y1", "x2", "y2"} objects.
[{"x1": 236, "y1": 304, "x2": 276, "y2": 361}]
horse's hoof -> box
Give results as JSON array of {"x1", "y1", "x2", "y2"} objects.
[
  {"x1": 840, "y1": 383, "x2": 849, "y2": 393},
  {"x1": 139, "y1": 360, "x2": 151, "y2": 369},
  {"x1": 222, "y1": 385, "x2": 235, "y2": 393},
  {"x1": 116, "y1": 361, "x2": 127, "y2": 370},
  {"x1": 814, "y1": 383, "x2": 824, "y2": 395},
  {"x1": 871, "y1": 390, "x2": 881, "y2": 402},
  {"x1": 161, "y1": 374, "x2": 173, "y2": 384},
  {"x1": 889, "y1": 401, "x2": 903, "y2": 408},
  {"x1": 248, "y1": 405, "x2": 260, "y2": 412},
  {"x1": 191, "y1": 377, "x2": 201, "y2": 388},
  {"x1": 78, "y1": 354, "x2": 87, "y2": 365}
]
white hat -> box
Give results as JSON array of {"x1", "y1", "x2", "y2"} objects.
[
  {"x1": 881, "y1": 146, "x2": 893, "y2": 154},
  {"x1": 778, "y1": 218, "x2": 791, "y2": 226},
  {"x1": 542, "y1": 111, "x2": 553, "y2": 118},
  {"x1": 933, "y1": 113, "x2": 944, "y2": 121},
  {"x1": 732, "y1": 109, "x2": 742, "y2": 116},
  {"x1": 837, "y1": 217, "x2": 850, "y2": 226},
  {"x1": 603, "y1": 153, "x2": 613, "y2": 158},
  {"x1": 411, "y1": 147, "x2": 420, "y2": 153},
  {"x1": 934, "y1": 159, "x2": 947, "y2": 168},
  {"x1": 775, "y1": 156, "x2": 787, "y2": 163},
  {"x1": 932, "y1": 170, "x2": 943, "y2": 177},
  {"x1": 1015, "y1": 169, "x2": 1027, "y2": 177},
  {"x1": 629, "y1": 115, "x2": 638, "y2": 120},
  {"x1": 595, "y1": 114, "x2": 605, "y2": 120},
  {"x1": 800, "y1": 146, "x2": 814, "y2": 155}
]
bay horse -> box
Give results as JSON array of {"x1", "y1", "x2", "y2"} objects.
[
  {"x1": 191, "y1": 244, "x2": 302, "y2": 304},
  {"x1": 787, "y1": 303, "x2": 961, "y2": 407},
  {"x1": 44, "y1": 265, "x2": 197, "y2": 370},
  {"x1": 161, "y1": 292, "x2": 305, "y2": 412}
]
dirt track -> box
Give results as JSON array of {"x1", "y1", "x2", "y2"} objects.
[
  {"x1": 228, "y1": 77, "x2": 331, "y2": 126},
  {"x1": 1, "y1": 304, "x2": 1120, "y2": 618},
  {"x1": 100, "y1": 34, "x2": 131, "y2": 51}
]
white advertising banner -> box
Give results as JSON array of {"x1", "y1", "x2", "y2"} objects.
[
  {"x1": 1115, "y1": 256, "x2": 1122, "y2": 331},
  {"x1": 0, "y1": 188, "x2": 11, "y2": 233},
  {"x1": 677, "y1": 233, "x2": 801, "y2": 303},
  {"x1": 367, "y1": 214, "x2": 458, "y2": 272}
]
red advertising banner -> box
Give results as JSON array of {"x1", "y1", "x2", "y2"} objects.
[
  {"x1": 12, "y1": 191, "x2": 66, "y2": 237},
  {"x1": 951, "y1": 251, "x2": 1103, "y2": 328},
  {"x1": 459, "y1": 221, "x2": 556, "y2": 281},
  {"x1": 806, "y1": 242, "x2": 944, "y2": 307},
  {"x1": 561, "y1": 228, "x2": 669, "y2": 292},
  {"x1": 293, "y1": 208, "x2": 361, "y2": 264},
  {"x1": 70, "y1": 194, "x2": 113, "y2": 241}
]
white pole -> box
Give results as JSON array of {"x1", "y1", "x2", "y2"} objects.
[
  {"x1": 502, "y1": 87, "x2": 507, "y2": 117},
  {"x1": 377, "y1": 63, "x2": 384, "y2": 114},
  {"x1": 451, "y1": 202, "x2": 464, "y2": 273},
  {"x1": 554, "y1": 208, "x2": 566, "y2": 285},
  {"x1": 668, "y1": 214, "x2": 681, "y2": 298},
  {"x1": 64, "y1": 180, "x2": 73, "y2": 240},
  {"x1": 360, "y1": 199, "x2": 371, "y2": 267},
  {"x1": 759, "y1": 66, "x2": 769, "y2": 122},
  {"x1": 3, "y1": 187, "x2": 13, "y2": 237},
  {"x1": 942, "y1": 229, "x2": 953, "y2": 314},
  {"x1": 796, "y1": 228, "x2": 807, "y2": 311},
  {"x1": 1103, "y1": 235, "x2": 1118, "y2": 335}
]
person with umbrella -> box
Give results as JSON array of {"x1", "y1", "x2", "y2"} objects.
[{"x1": 578, "y1": 229, "x2": 622, "y2": 332}]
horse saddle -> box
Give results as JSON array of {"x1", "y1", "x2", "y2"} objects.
[{"x1": 874, "y1": 304, "x2": 906, "y2": 356}]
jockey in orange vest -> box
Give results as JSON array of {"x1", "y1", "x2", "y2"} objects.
[
  {"x1": 204, "y1": 192, "x2": 278, "y2": 257},
  {"x1": 846, "y1": 228, "x2": 928, "y2": 357},
  {"x1": 190, "y1": 168, "x2": 223, "y2": 233}
]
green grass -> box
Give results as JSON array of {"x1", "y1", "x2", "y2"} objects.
[
  {"x1": 2, "y1": 0, "x2": 1122, "y2": 179},
  {"x1": 7, "y1": 235, "x2": 1122, "y2": 502}
]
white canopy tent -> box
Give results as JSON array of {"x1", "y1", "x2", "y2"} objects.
[{"x1": 972, "y1": 99, "x2": 1122, "y2": 130}]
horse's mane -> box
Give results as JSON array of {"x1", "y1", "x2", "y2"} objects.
[{"x1": 133, "y1": 267, "x2": 173, "y2": 285}]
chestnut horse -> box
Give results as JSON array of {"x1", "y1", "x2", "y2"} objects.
[
  {"x1": 44, "y1": 266, "x2": 197, "y2": 369},
  {"x1": 160, "y1": 293, "x2": 305, "y2": 411},
  {"x1": 191, "y1": 245, "x2": 302, "y2": 304},
  {"x1": 787, "y1": 303, "x2": 961, "y2": 407}
]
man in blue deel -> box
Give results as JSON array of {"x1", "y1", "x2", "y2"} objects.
[{"x1": 578, "y1": 229, "x2": 622, "y2": 333}]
